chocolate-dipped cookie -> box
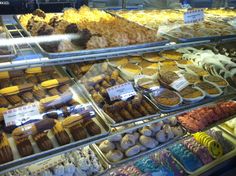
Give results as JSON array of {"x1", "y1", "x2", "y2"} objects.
[
  {"x1": 12, "y1": 77, "x2": 25, "y2": 85},
  {"x1": 33, "y1": 87, "x2": 46, "y2": 100},
  {"x1": 6, "y1": 95, "x2": 22, "y2": 106},
  {"x1": 0, "y1": 96, "x2": 9, "y2": 107},
  {"x1": 26, "y1": 75, "x2": 38, "y2": 84},
  {"x1": 20, "y1": 91, "x2": 34, "y2": 103},
  {"x1": 69, "y1": 125, "x2": 87, "y2": 141},
  {"x1": 15, "y1": 137, "x2": 34, "y2": 157},
  {"x1": 33, "y1": 132, "x2": 53, "y2": 151}
]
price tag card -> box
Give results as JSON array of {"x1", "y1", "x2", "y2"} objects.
[
  {"x1": 184, "y1": 9, "x2": 204, "y2": 24},
  {"x1": 28, "y1": 155, "x2": 65, "y2": 175},
  {"x1": 68, "y1": 103, "x2": 96, "y2": 118},
  {"x1": 4, "y1": 103, "x2": 42, "y2": 127},
  {"x1": 107, "y1": 82, "x2": 137, "y2": 101},
  {"x1": 170, "y1": 76, "x2": 189, "y2": 91}
]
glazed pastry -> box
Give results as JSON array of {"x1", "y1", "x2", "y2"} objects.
[
  {"x1": 83, "y1": 120, "x2": 101, "y2": 136},
  {"x1": 149, "y1": 121, "x2": 164, "y2": 133},
  {"x1": 53, "y1": 121, "x2": 70, "y2": 146},
  {"x1": 37, "y1": 73, "x2": 51, "y2": 82},
  {"x1": 0, "y1": 70, "x2": 24, "y2": 79},
  {"x1": 120, "y1": 134, "x2": 136, "y2": 150},
  {"x1": 109, "y1": 134, "x2": 122, "y2": 142},
  {"x1": 0, "y1": 83, "x2": 34, "y2": 96},
  {"x1": 62, "y1": 114, "x2": 85, "y2": 128},
  {"x1": 6, "y1": 95, "x2": 22, "y2": 106},
  {"x1": 172, "y1": 126, "x2": 184, "y2": 137},
  {"x1": 15, "y1": 137, "x2": 34, "y2": 157},
  {"x1": 125, "y1": 145, "x2": 141, "y2": 157},
  {"x1": 33, "y1": 132, "x2": 53, "y2": 151},
  {"x1": 139, "y1": 135, "x2": 158, "y2": 149},
  {"x1": 99, "y1": 140, "x2": 115, "y2": 153},
  {"x1": 138, "y1": 126, "x2": 152, "y2": 137},
  {"x1": 168, "y1": 117, "x2": 178, "y2": 126},
  {"x1": 141, "y1": 99, "x2": 156, "y2": 114},
  {"x1": 69, "y1": 125, "x2": 87, "y2": 141},
  {"x1": 41, "y1": 77, "x2": 71, "y2": 89},
  {"x1": 0, "y1": 133, "x2": 13, "y2": 164},
  {"x1": 163, "y1": 124, "x2": 175, "y2": 140},
  {"x1": 12, "y1": 118, "x2": 56, "y2": 140},
  {"x1": 106, "y1": 150, "x2": 124, "y2": 162},
  {"x1": 0, "y1": 96, "x2": 9, "y2": 107},
  {"x1": 127, "y1": 102, "x2": 142, "y2": 118},
  {"x1": 25, "y1": 67, "x2": 54, "y2": 74},
  {"x1": 58, "y1": 84, "x2": 70, "y2": 93},
  {"x1": 20, "y1": 91, "x2": 34, "y2": 103},
  {"x1": 26, "y1": 75, "x2": 39, "y2": 84},
  {"x1": 156, "y1": 130, "x2": 167, "y2": 143},
  {"x1": 48, "y1": 88, "x2": 60, "y2": 96},
  {"x1": 11, "y1": 77, "x2": 25, "y2": 85},
  {"x1": 119, "y1": 109, "x2": 133, "y2": 120},
  {"x1": 0, "y1": 79, "x2": 11, "y2": 89}
]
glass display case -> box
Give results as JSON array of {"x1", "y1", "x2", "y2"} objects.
[{"x1": 0, "y1": 3, "x2": 236, "y2": 176}]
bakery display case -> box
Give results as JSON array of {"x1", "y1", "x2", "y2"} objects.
[{"x1": 0, "y1": 4, "x2": 236, "y2": 176}]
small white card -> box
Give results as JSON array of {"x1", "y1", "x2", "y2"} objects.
[
  {"x1": 170, "y1": 76, "x2": 189, "y2": 91},
  {"x1": 4, "y1": 103, "x2": 42, "y2": 127},
  {"x1": 184, "y1": 9, "x2": 204, "y2": 24},
  {"x1": 107, "y1": 82, "x2": 137, "y2": 101},
  {"x1": 28, "y1": 155, "x2": 65, "y2": 175}
]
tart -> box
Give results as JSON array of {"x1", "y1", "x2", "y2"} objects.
[
  {"x1": 161, "y1": 50, "x2": 182, "y2": 61},
  {"x1": 187, "y1": 65, "x2": 209, "y2": 77},
  {"x1": 203, "y1": 75, "x2": 228, "y2": 87},
  {"x1": 179, "y1": 86, "x2": 205, "y2": 102},
  {"x1": 183, "y1": 72, "x2": 200, "y2": 84},
  {"x1": 159, "y1": 71, "x2": 180, "y2": 85},
  {"x1": 142, "y1": 52, "x2": 165, "y2": 62},
  {"x1": 139, "y1": 60, "x2": 158, "y2": 69},
  {"x1": 195, "y1": 81, "x2": 222, "y2": 97},
  {"x1": 142, "y1": 68, "x2": 158, "y2": 79},
  {"x1": 128, "y1": 56, "x2": 143, "y2": 64},
  {"x1": 120, "y1": 63, "x2": 142, "y2": 80},
  {"x1": 153, "y1": 88, "x2": 182, "y2": 107},
  {"x1": 109, "y1": 57, "x2": 129, "y2": 67},
  {"x1": 137, "y1": 78, "x2": 160, "y2": 91}
]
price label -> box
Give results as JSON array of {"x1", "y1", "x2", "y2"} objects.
[
  {"x1": 28, "y1": 155, "x2": 65, "y2": 175},
  {"x1": 184, "y1": 9, "x2": 204, "y2": 24},
  {"x1": 68, "y1": 103, "x2": 96, "y2": 117},
  {"x1": 170, "y1": 76, "x2": 189, "y2": 91},
  {"x1": 107, "y1": 82, "x2": 137, "y2": 101},
  {"x1": 4, "y1": 103, "x2": 42, "y2": 127}
]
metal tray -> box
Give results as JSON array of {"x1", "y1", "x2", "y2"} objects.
[
  {"x1": 218, "y1": 124, "x2": 236, "y2": 140},
  {"x1": 170, "y1": 129, "x2": 236, "y2": 176},
  {"x1": 14, "y1": 15, "x2": 169, "y2": 59},
  {"x1": 0, "y1": 17, "x2": 17, "y2": 61},
  {"x1": 149, "y1": 86, "x2": 236, "y2": 113},
  {"x1": 91, "y1": 129, "x2": 187, "y2": 167},
  {"x1": 0, "y1": 66, "x2": 110, "y2": 175}
]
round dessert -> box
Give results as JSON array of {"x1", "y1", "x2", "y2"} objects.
[
  {"x1": 183, "y1": 72, "x2": 201, "y2": 84},
  {"x1": 128, "y1": 56, "x2": 143, "y2": 64},
  {"x1": 203, "y1": 75, "x2": 228, "y2": 88},
  {"x1": 187, "y1": 65, "x2": 209, "y2": 77},
  {"x1": 142, "y1": 52, "x2": 165, "y2": 62},
  {"x1": 195, "y1": 81, "x2": 222, "y2": 97},
  {"x1": 161, "y1": 50, "x2": 182, "y2": 61},
  {"x1": 179, "y1": 86, "x2": 205, "y2": 102},
  {"x1": 137, "y1": 78, "x2": 160, "y2": 91},
  {"x1": 142, "y1": 68, "x2": 158, "y2": 79},
  {"x1": 139, "y1": 60, "x2": 158, "y2": 69},
  {"x1": 109, "y1": 57, "x2": 129, "y2": 67},
  {"x1": 176, "y1": 60, "x2": 193, "y2": 68},
  {"x1": 159, "y1": 71, "x2": 180, "y2": 85},
  {"x1": 120, "y1": 63, "x2": 142, "y2": 80},
  {"x1": 153, "y1": 88, "x2": 182, "y2": 107}
]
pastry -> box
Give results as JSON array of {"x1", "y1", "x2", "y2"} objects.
[
  {"x1": 37, "y1": 73, "x2": 51, "y2": 82},
  {"x1": 20, "y1": 91, "x2": 34, "y2": 102},
  {"x1": 106, "y1": 150, "x2": 124, "y2": 162},
  {"x1": 204, "y1": 75, "x2": 228, "y2": 87},
  {"x1": 129, "y1": 56, "x2": 142, "y2": 64},
  {"x1": 149, "y1": 121, "x2": 164, "y2": 132},
  {"x1": 0, "y1": 79, "x2": 11, "y2": 89},
  {"x1": 69, "y1": 125, "x2": 87, "y2": 141},
  {"x1": 25, "y1": 67, "x2": 54, "y2": 74},
  {"x1": 109, "y1": 57, "x2": 129, "y2": 67},
  {"x1": 120, "y1": 63, "x2": 142, "y2": 80},
  {"x1": 183, "y1": 72, "x2": 200, "y2": 84},
  {"x1": 58, "y1": 84, "x2": 70, "y2": 93},
  {"x1": 33, "y1": 132, "x2": 53, "y2": 151},
  {"x1": 138, "y1": 127, "x2": 152, "y2": 137},
  {"x1": 99, "y1": 140, "x2": 115, "y2": 153},
  {"x1": 179, "y1": 86, "x2": 204, "y2": 101},
  {"x1": 11, "y1": 77, "x2": 25, "y2": 85},
  {"x1": 12, "y1": 118, "x2": 56, "y2": 140},
  {"x1": 125, "y1": 145, "x2": 141, "y2": 157},
  {"x1": 139, "y1": 135, "x2": 158, "y2": 149},
  {"x1": 195, "y1": 81, "x2": 221, "y2": 96},
  {"x1": 139, "y1": 60, "x2": 158, "y2": 69},
  {"x1": 0, "y1": 107, "x2": 8, "y2": 122},
  {"x1": 0, "y1": 83, "x2": 34, "y2": 96},
  {"x1": 0, "y1": 133, "x2": 13, "y2": 164},
  {"x1": 187, "y1": 65, "x2": 209, "y2": 77},
  {"x1": 83, "y1": 120, "x2": 101, "y2": 136},
  {"x1": 0, "y1": 70, "x2": 24, "y2": 79},
  {"x1": 48, "y1": 88, "x2": 60, "y2": 96},
  {"x1": 15, "y1": 137, "x2": 34, "y2": 157},
  {"x1": 171, "y1": 126, "x2": 184, "y2": 136},
  {"x1": 0, "y1": 96, "x2": 9, "y2": 107},
  {"x1": 156, "y1": 130, "x2": 167, "y2": 143},
  {"x1": 161, "y1": 50, "x2": 182, "y2": 61},
  {"x1": 62, "y1": 114, "x2": 85, "y2": 128},
  {"x1": 6, "y1": 95, "x2": 22, "y2": 106},
  {"x1": 53, "y1": 121, "x2": 70, "y2": 146},
  {"x1": 142, "y1": 52, "x2": 165, "y2": 62},
  {"x1": 41, "y1": 77, "x2": 71, "y2": 89},
  {"x1": 120, "y1": 134, "x2": 136, "y2": 150},
  {"x1": 33, "y1": 86, "x2": 46, "y2": 100},
  {"x1": 137, "y1": 77, "x2": 160, "y2": 91}
]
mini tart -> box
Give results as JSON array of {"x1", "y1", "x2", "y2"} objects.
[
  {"x1": 137, "y1": 78, "x2": 160, "y2": 90},
  {"x1": 153, "y1": 88, "x2": 181, "y2": 107},
  {"x1": 120, "y1": 63, "x2": 142, "y2": 80},
  {"x1": 142, "y1": 68, "x2": 158, "y2": 79},
  {"x1": 161, "y1": 50, "x2": 182, "y2": 61},
  {"x1": 203, "y1": 75, "x2": 228, "y2": 87},
  {"x1": 109, "y1": 57, "x2": 129, "y2": 67},
  {"x1": 183, "y1": 72, "x2": 200, "y2": 84},
  {"x1": 139, "y1": 60, "x2": 158, "y2": 69},
  {"x1": 128, "y1": 56, "x2": 143, "y2": 64},
  {"x1": 195, "y1": 81, "x2": 222, "y2": 97},
  {"x1": 187, "y1": 65, "x2": 209, "y2": 77},
  {"x1": 142, "y1": 52, "x2": 165, "y2": 62},
  {"x1": 179, "y1": 86, "x2": 205, "y2": 101}
]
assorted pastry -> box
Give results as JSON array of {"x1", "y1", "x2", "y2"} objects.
[
  {"x1": 177, "y1": 101, "x2": 236, "y2": 132},
  {"x1": 4, "y1": 146, "x2": 105, "y2": 176},
  {"x1": 0, "y1": 17, "x2": 12, "y2": 56},
  {"x1": 98, "y1": 117, "x2": 185, "y2": 163},
  {"x1": 19, "y1": 7, "x2": 159, "y2": 52}
]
